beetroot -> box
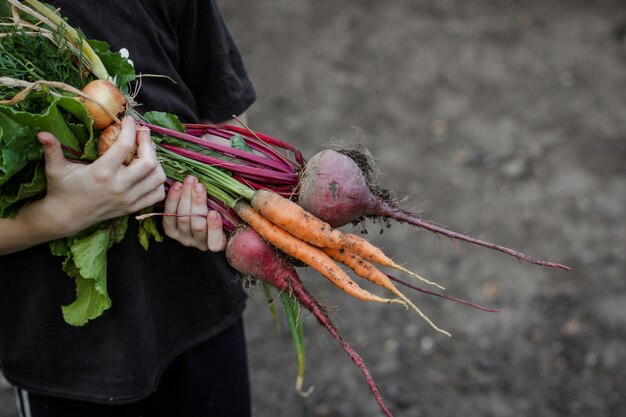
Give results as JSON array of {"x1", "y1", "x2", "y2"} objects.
[
  {"x1": 298, "y1": 149, "x2": 380, "y2": 228},
  {"x1": 226, "y1": 226, "x2": 394, "y2": 417},
  {"x1": 297, "y1": 148, "x2": 569, "y2": 271}
]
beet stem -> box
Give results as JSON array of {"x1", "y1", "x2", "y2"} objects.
[
  {"x1": 220, "y1": 124, "x2": 305, "y2": 165},
  {"x1": 160, "y1": 144, "x2": 299, "y2": 185},
  {"x1": 142, "y1": 122, "x2": 294, "y2": 173},
  {"x1": 376, "y1": 201, "x2": 570, "y2": 271},
  {"x1": 61, "y1": 144, "x2": 82, "y2": 157},
  {"x1": 387, "y1": 274, "x2": 500, "y2": 313},
  {"x1": 286, "y1": 274, "x2": 394, "y2": 417},
  {"x1": 198, "y1": 125, "x2": 298, "y2": 171}
]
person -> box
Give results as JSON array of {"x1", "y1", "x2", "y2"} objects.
[{"x1": 0, "y1": 1, "x2": 256, "y2": 416}]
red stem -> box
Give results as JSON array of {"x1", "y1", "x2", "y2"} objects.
[
  {"x1": 194, "y1": 126, "x2": 299, "y2": 172},
  {"x1": 218, "y1": 124, "x2": 306, "y2": 166},
  {"x1": 285, "y1": 273, "x2": 394, "y2": 417},
  {"x1": 232, "y1": 175, "x2": 297, "y2": 197},
  {"x1": 142, "y1": 122, "x2": 293, "y2": 173},
  {"x1": 61, "y1": 144, "x2": 82, "y2": 157},
  {"x1": 161, "y1": 144, "x2": 299, "y2": 185},
  {"x1": 376, "y1": 200, "x2": 571, "y2": 271},
  {"x1": 386, "y1": 274, "x2": 500, "y2": 313}
]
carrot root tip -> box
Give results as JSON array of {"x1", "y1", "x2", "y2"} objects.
[
  {"x1": 403, "y1": 268, "x2": 445, "y2": 290},
  {"x1": 394, "y1": 291, "x2": 452, "y2": 337},
  {"x1": 392, "y1": 298, "x2": 409, "y2": 310}
]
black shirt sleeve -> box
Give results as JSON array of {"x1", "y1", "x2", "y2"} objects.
[
  {"x1": 179, "y1": 0, "x2": 256, "y2": 122},
  {"x1": 45, "y1": 0, "x2": 256, "y2": 123}
]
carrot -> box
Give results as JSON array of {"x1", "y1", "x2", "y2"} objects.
[
  {"x1": 323, "y1": 247, "x2": 451, "y2": 337},
  {"x1": 251, "y1": 189, "x2": 444, "y2": 289},
  {"x1": 234, "y1": 201, "x2": 405, "y2": 307},
  {"x1": 251, "y1": 189, "x2": 343, "y2": 247},
  {"x1": 341, "y1": 232, "x2": 444, "y2": 289}
]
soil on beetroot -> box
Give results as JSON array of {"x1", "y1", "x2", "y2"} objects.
[{"x1": 1, "y1": 0, "x2": 625, "y2": 416}]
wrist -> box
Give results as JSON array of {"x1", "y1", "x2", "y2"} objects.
[
  {"x1": 0, "y1": 199, "x2": 69, "y2": 254},
  {"x1": 34, "y1": 195, "x2": 101, "y2": 239},
  {"x1": 21, "y1": 196, "x2": 93, "y2": 242},
  {"x1": 23, "y1": 199, "x2": 72, "y2": 241}
]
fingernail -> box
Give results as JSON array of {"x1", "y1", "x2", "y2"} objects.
[
  {"x1": 207, "y1": 211, "x2": 222, "y2": 228},
  {"x1": 194, "y1": 183, "x2": 204, "y2": 195},
  {"x1": 36, "y1": 132, "x2": 47, "y2": 143},
  {"x1": 172, "y1": 182, "x2": 183, "y2": 191},
  {"x1": 184, "y1": 175, "x2": 196, "y2": 184}
]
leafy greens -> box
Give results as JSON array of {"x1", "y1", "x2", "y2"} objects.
[{"x1": 0, "y1": 2, "x2": 143, "y2": 326}]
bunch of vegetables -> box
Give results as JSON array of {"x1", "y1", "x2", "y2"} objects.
[{"x1": 0, "y1": 1, "x2": 569, "y2": 415}]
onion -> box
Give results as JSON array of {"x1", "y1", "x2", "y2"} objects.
[
  {"x1": 81, "y1": 80, "x2": 126, "y2": 129},
  {"x1": 97, "y1": 123, "x2": 135, "y2": 165}
]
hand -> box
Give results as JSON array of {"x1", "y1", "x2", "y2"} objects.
[
  {"x1": 37, "y1": 116, "x2": 166, "y2": 236},
  {"x1": 162, "y1": 175, "x2": 227, "y2": 252}
]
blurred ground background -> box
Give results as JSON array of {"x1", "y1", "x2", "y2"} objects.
[{"x1": 2, "y1": 0, "x2": 625, "y2": 416}]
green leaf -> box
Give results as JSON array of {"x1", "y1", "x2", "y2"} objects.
[
  {"x1": 230, "y1": 133, "x2": 253, "y2": 152},
  {"x1": 261, "y1": 283, "x2": 281, "y2": 334},
  {"x1": 88, "y1": 39, "x2": 136, "y2": 91},
  {"x1": 0, "y1": 108, "x2": 44, "y2": 186},
  {"x1": 0, "y1": 13, "x2": 85, "y2": 91},
  {"x1": 60, "y1": 227, "x2": 113, "y2": 326},
  {"x1": 0, "y1": 2, "x2": 11, "y2": 18},
  {"x1": 0, "y1": 97, "x2": 89, "y2": 186},
  {"x1": 61, "y1": 269, "x2": 112, "y2": 327},
  {"x1": 49, "y1": 236, "x2": 70, "y2": 257},
  {"x1": 109, "y1": 215, "x2": 129, "y2": 245},
  {"x1": 53, "y1": 218, "x2": 128, "y2": 327},
  {"x1": 56, "y1": 95, "x2": 96, "y2": 160},
  {"x1": 143, "y1": 111, "x2": 185, "y2": 132},
  {"x1": 137, "y1": 209, "x2": 163, "y2": 251},
  {"x1": 0, "y1": 95, "x2": 97, "y2": 216},
  {"x1": 0, "y1": 162, "x2": 46, "y2": 217},
  {"x1": 280, "y1": 292, "x2": 309, "y2": 394}
]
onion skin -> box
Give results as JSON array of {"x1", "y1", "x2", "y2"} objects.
[
  {"x1": 97, "y1": 123, "x2": 135, "y2": 165},
  {"x1": 81, "y1": 80, "x2": 126, "y2": 129}
]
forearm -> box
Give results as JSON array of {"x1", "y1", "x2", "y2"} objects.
[
  {"x1": 1, "y1": 118, "x2": 166, "y2": 255},
  {"x1": 0, "y1": 199, "x2": 68, "y2": 255}
]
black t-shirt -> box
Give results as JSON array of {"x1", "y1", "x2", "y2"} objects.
[{"x1": 0, "y1": 0, "x2": 256, "y2": 403}]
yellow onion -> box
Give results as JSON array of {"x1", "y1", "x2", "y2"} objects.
[
  {"x1": 97, "y1": 123, "x2": 135, "y2": 165},
  {"x1": 81, "y1": 80, "x2": 126, "y2": 129}
]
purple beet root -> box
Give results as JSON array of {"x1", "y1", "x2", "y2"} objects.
[
  {"x1": 226, "y1": 226, "x2": 394, "y2": 417},
  {"x1": 297, "y1": 148, "x2": 569, "y2": 271},
  {"x1": 297, "y1": 149, "x2": 381, "y2": 228}
]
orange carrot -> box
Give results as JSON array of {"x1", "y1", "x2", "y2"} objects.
[
  {"x1": 251, "y1": 189, "x2": 444, "y2": 289},
  {"x1": 323, "y1": 247, "x2": 451, "y2": 337},
  {"x1": 341, "y1": 233, "x2": 444, "y2": 290},
  {"x1": 251, "y1": 189, "x2": 344, "y2": 247},
  {"x1": 234, "y1": 201, "x2": 405, "y2": 307}
]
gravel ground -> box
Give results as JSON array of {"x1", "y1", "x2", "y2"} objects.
[{"x1": 2, "y1": 0, "x2": 625, "y2": 416}]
